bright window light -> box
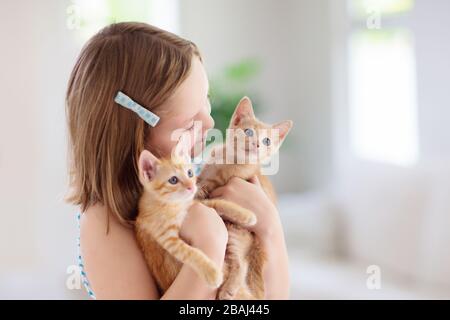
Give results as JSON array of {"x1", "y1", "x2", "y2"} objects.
[{"x1": 349, "y1": 29, "x2": 419, "y2": 166}]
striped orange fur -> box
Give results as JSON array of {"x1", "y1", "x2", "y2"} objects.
[{"x1": 196, "y1": 97, "x2": 293, "y2": 300}]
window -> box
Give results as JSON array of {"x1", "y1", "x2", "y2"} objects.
[{"x1": 348, "y1": 0, "x2": 418, "y2": 166}]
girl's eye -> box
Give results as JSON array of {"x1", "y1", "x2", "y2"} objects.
[
  {"x1": 244, "y1": 128, "x2": 254, "y2": 137},
  {"x1": 262, "y1": 137, "x2": 271, "y2": 146},
  {"x1": 187, "y1": 169, "x2": 194, "y2": 178},
  {"x1": 168, "y1": 176, "x2": 178, "y2": 184}
]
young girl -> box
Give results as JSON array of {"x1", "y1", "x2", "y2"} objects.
[{"x1": 66, "y1": 22, "x2": 289, "y2": 299}]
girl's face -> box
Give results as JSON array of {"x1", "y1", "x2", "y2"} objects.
[{"x1": 146, "y1": 57, "x2": 214, "y2": 158}]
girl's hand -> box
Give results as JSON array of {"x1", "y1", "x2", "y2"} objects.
[
  {"x1": 209, "y1": 176, "x2": 279, "y2": 238},
  {"x1": 209, "y1": 177, "x2": 290, "y2": 299},
  {"x1": 180, "y1": 202, "x2": 228, "y2": 266}
]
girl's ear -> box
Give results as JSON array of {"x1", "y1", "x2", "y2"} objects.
[
  {"x1": 273, "y1": 120, "x2": 293, "y2": 145},
  {"x1": 172, "y1": 134, "x2": 191, "y2": 164},
  {"x1": 138, "y1": 150, "x2": 159, "y2": 184},
  {"x1": 229, "y1": 96, "x2": 255, "y2": 127}
]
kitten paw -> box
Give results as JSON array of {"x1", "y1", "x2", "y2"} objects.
[
  {"x1": 202, "y1": 264, "x2": 223, "y2": 288},
  {"x1": 236, "y1": 210, "x2": 257, "y2": 227}
]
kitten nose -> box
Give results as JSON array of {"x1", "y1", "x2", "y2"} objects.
[
  {"x1": 186, "y1": 183, "x2": 195, "y2": 191},
  {"x1": 253, "y1": 141, "x2": 260, "y2": 148}
]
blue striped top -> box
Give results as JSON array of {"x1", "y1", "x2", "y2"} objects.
[{"x1": 76, "y1": 212, "x2": 96, "y2": 299}]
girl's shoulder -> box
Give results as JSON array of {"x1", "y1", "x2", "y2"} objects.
[
  {"x1": 79, "y1": 205, "x2": 159, "y2": 299},
  {"x1": 80, "y1": 204, "x2": 140, "y2": 257}
]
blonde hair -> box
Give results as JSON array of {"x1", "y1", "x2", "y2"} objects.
[{"x1": 65, "y1": 22, "x2": 201, "y2": 230}]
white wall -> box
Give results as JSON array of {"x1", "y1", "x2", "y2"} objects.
[
  {"x1": 0, "y1": 0, "x2": 83, "y2": 299},
  {"x1": 413, "y1": 0, "x2": 450, "y2": 164},
  {"x1": 0, "y1": 0, "x2": 41, "y2": 272}
]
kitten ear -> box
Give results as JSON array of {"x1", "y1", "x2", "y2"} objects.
[
  {"x1": 138, "y1": 150, "x2": 159, "y2": 184},
  {"x1": 273, "y1": 120, "x2": 293, "y2": 145},
  {"x1": 229, "y1": 96, "x2": 255, "y2": 127},
  {"x1": 172, "y1": 134, "x2": 191, "y2": 164}
]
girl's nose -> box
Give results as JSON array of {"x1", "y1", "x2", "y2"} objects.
[{"x1": 201, "y1": 110, "x2": 215, "y2": 131}]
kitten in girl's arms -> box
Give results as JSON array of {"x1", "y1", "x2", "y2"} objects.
[
  {"x1": 197, "y1": 96, "x2": 292, "y2": 201},
  {"x1": 135, "y1": 137, "x2": 256, "y2": 294},
  {"x1": 196, "y1": 96, "x2": 293, "y2": 299}
]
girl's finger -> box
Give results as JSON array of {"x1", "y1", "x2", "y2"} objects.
[
  {"x1": 248, "y1": 175, "x2": 261, "y2": 186},
  {"x1": 209, "y1": 186, "x2": 225, "y2": 198}
]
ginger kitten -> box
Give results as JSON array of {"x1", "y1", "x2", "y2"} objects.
[
  {"x1": 196, "y1": 97, "x2": 293, "y2": 299},
  {"x1": 135, "y1": 138, "x2": 256, "y2": 294}
]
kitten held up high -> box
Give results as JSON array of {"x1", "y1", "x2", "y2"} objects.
[
  {"x1": 197, "y1": 97, "x2": 293, "y2": 203},
  {"x1": 196, "y1": 97, "x2": 293, "y2": 300}
]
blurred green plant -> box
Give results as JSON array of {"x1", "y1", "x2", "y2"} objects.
[{"x1": 208, "y1": 58, "x2": 263, "y2": 138}]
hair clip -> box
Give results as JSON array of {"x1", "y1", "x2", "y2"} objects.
[{"x1": 114, "y1": 91, "x2": 160, "y2": 127}]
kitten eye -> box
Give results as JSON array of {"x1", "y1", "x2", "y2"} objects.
[
  {"x1": 168, "y1": 176, "x2": 178, "y2": 184},
  {"x1": 187, "y1": 169, "x2": 194, "y2": 178},
  {"x1": 244, "y1": 128, "x2": 254, "y2": 137},
  {"x1": 262, "y1": 137, "x2": 271, "y2": 146}
]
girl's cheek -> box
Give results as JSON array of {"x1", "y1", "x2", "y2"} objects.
[{"x1": 150, "y1": 128, "x2": 177, "y2": 157}]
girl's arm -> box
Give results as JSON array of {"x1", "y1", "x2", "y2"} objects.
[
  {"x1": 163, "y1": 202, "x2": 228, "y2": 299},
  {"x1": 80, "y1": 203, "x2": 227, "y2": 299},
  {"x1": 258, "y1": 214, "x2": 290, "y2": 299},
  {"x1": 161, "y1": 235, "x2": 226, "y2": 299}
]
